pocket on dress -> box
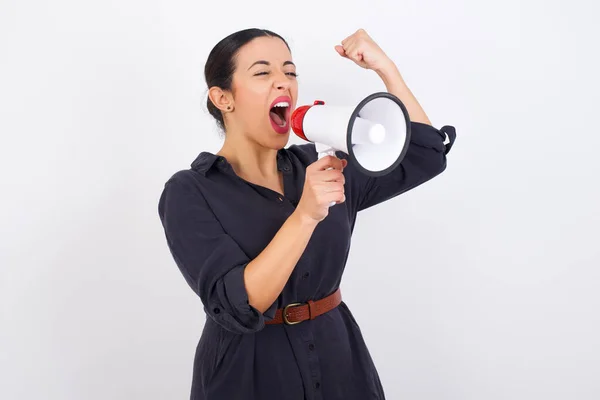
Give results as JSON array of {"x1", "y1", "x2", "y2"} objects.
[
  {"x1": 193, "y1": 320, "x2": 233, "y2": 387},
  {"x1": 210, "y1": 328, "x2": 235, "y2": 381}
]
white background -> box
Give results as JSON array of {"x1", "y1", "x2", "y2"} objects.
[{"x1": 1, "y1": 0, "x2": 599, "y2": 399}]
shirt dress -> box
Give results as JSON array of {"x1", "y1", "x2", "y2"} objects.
[{"x1": 158, "y1": 121, "x2": 456, "y2": 400}]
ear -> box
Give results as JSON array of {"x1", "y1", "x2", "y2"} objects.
[{"x1": 208, "y1": 86, "x2": 233, "y2": 112}]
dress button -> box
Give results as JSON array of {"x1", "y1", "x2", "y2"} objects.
[
  {"x1": 278, "y1": 196, "x2": 283, "y2": 202},
  {"x1": 213, "y1": 307, "x2": 220, "y2": 314},
  {"x1": 314, "y1": 382, "x2": 320, "y2": 389},
  {"x1": 302, "y1": 272, "x2": 310, "y2": 279},
  {"x1": 308, "y1": 343, "x2": 315, "y2": 351}
]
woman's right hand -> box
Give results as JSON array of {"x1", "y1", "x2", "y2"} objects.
[{"x1": 296, "y1": 155, "x2": 348, "y2": 223}]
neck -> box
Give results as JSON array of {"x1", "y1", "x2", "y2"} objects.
[{"x1": 216, "y1": 133, "x2": 280, "y2": 181}]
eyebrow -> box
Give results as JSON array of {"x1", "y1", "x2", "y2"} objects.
[{"x1": 247, "y1": 60, "x2": 295, "y2": 70}]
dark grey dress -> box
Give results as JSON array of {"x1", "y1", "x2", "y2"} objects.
[{"x1": 158, "y1": 121, "x2": 456, "y2": 399}]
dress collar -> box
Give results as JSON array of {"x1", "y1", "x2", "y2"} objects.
[{"x1": 191, "y1": 147, "x2": 290, "y2": 176}]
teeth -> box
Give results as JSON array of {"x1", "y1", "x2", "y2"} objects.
[{"x1": 273, "y1": 102, "x2": 289, "y2": 108}]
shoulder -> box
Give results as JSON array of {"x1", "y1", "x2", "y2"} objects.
[
  {"x1": 157, "y1": 169, "x2": 211, "y2": 220},
  {"x1": 163, "y1": 169, "x2": 202, "y2": 190},
  {"x1": 158, "y1": 169, "x2": 208, "y2": 208}
]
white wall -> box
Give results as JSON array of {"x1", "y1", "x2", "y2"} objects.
[{"x1": 1, "y1": 0, "x2": 599, "y2": 398}]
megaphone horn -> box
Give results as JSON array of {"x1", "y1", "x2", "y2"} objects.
[{"x1": 291, "y1": 92, "x2": 412, "y2": 178}]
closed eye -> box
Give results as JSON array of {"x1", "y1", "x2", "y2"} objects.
[{"x1": 254, "y1": 71, "x2": 298, "y2": 77}]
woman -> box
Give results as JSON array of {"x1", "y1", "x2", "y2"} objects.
[{"x1": 158, "y1": 28, "x2": 456, "y2": 400}]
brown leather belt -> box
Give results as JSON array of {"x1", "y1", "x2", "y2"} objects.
[{"x1": 265, "y1": 288, "x2": 342, "y2": 325}]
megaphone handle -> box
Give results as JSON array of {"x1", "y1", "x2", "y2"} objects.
[{"x1": 318, "y1": 149, "x2": 337, "y2": 207}]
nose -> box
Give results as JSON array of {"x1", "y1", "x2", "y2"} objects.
[{"x1": 273, "y1": 71, "x2": 291, "y2": 91}]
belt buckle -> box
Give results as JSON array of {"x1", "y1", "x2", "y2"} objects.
[{"x1": 283, "y1": 302, "x2": 304, "y2": 325}]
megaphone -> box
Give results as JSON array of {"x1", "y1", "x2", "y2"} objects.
[{"x1": 291, "y1": 92, "x2": 412, "y2": 206}]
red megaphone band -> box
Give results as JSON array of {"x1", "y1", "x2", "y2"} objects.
[{"x1": 290, "y1": 100, "x2": 325, "y2": 141}]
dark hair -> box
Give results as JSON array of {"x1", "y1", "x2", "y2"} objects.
[{"x1": 204, "y1": 28, "x2": 291, "y2": 133}]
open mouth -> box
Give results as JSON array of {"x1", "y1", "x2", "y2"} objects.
[{"x1": 269, "y1": 101, "x2": 290, "y2": 128}]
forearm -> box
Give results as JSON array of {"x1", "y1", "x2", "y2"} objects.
[
  {"x1": 243, "y1": 210, "x2": 318, "y2": 313},
  {"x1": 375, "y1": 61, "x2": 432, "y2": 126}
]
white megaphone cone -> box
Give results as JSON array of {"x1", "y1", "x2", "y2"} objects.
[{"x1": 291, "y1": 92, "x2": 412, "y2": 206}]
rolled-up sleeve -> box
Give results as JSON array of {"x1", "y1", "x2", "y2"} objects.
[
  {"x1": 346, "y1": 121, "x2": 456, "y2": 212},
  {"x1": 158, "y1": 174, "x2": 276, "y2": 334}
]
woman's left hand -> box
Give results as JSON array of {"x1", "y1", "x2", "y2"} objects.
[{"x1": 335, "y1": 29, "x2": 392, "y2": 72}]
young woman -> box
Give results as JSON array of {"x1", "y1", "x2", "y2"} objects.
[{"x1": 158, "y1": 28, "x2": 456, "y2": 400}]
